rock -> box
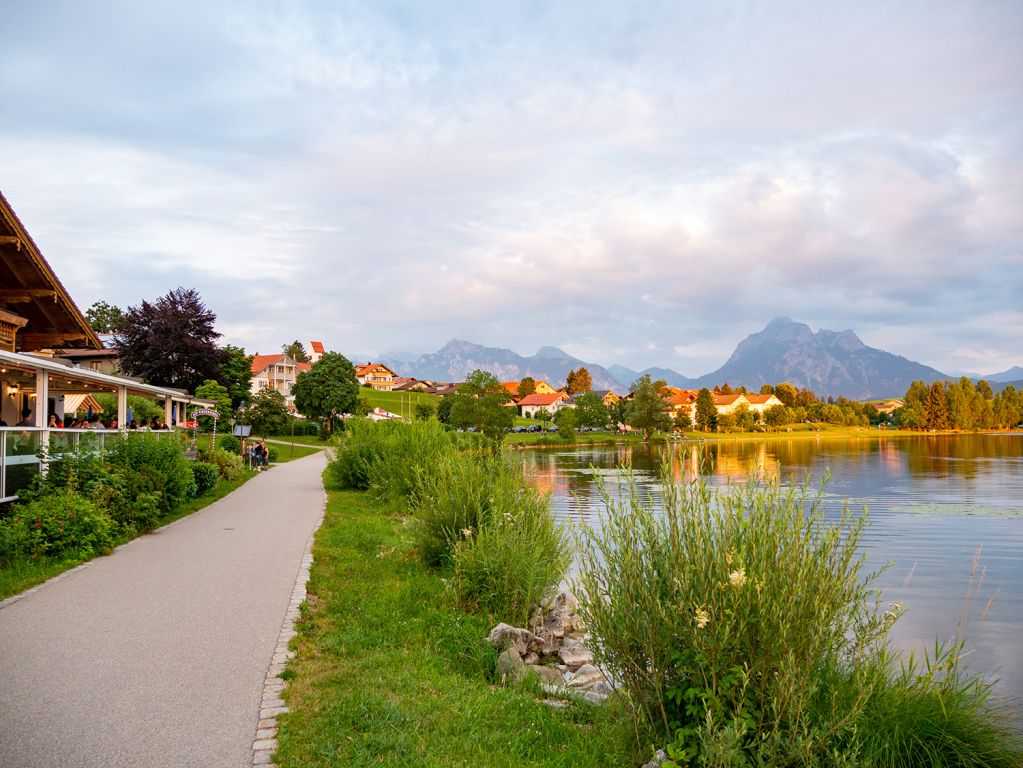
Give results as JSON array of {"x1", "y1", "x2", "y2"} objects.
[
  {"x1": 523, "y1": 652, "x2": 539, "y2": 666},
  {"x1": 549, "y1": 591, "x2": 579, "y2": 614},
  {"x1": 591, "y1": 679, "x2": 613, "y2": 696},
  {"x1": 487, "y1": 623, "x2": 540, "y2": 656},
  {"x1": 496, "y1": 647, "x2": 525, "y2": 681},
  {"x1": 640, "y1": 749, "x2": 669, "y2": 768},
  {"x1": 542, "y1": 613, "x2": 567, "y2": 639},
  {"x1": 558, "y1": 639, "x2": 594, "y2": 668},
  {"x1": 527, "y1": 664, "x2": 565, "y2": 687},
  {"x1": 583, "y1": 690, "x2": 608, "y2": 705},
  {"x1": 540, "y1": 699, "x2": 569, "y2": 710},
  {"x1": 565, "y1": 664, "x2": 604, "y2": 690}
]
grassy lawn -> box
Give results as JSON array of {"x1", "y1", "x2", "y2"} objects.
[
  {"x1": 267, "y1": 434, "x2": 332, "y2": 447},
  {"x1": 274, "y1": 484, "x2": 644, "y2": 768},
  {"x1": 271, "y1": 443, "x2": 325, "y2": 462},
  {"x1": 361, "y1": 387, "x2": 441, "y2": 416},
  {"x1": 0, "y1": 468, "x2": 259, "y2": 601}
]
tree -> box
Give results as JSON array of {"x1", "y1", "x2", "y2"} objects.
[
  {"x1": 414, "y1": 402, "x2": 435, "y2": 421},
  {"x1": 566, "y1": 368, "x2": 592, "y2": 395},
  {"x1": 695, "y1": 388, "x2": 716, "y2": 432},
  {"x1": 925, "y1": 381, "x2": 949, "y2": 430},
  {"x1": 759, "y1": 384, "x2": 775, "y2": 395},
  {"x1": 553, "y1": 407, "x2": 578, "y2": 440},
  {"x1": 626, "y1": 374, "x2": 671, "y2": 439},
  {"x1": 977, "y1": 380, "x2": 994, "y2": 400},
  {"x1": 115, "y1": 287, "x2": 228, "y2": 392},
  {"x1": 194, "y1": 379, "x2": 232, "y2": 432},
  {"x1": 774, "y1": 382, "x2": 798, "y2": 407},
  {"x1": 673, "y1": 410, "x2": 693, "y2": 432},
  {"x1": 518, "y1": 377, "x2": 537, "y2": 398},
  {"x1": 85, "y1": 300, "x2": 125, "y2": 333},
  {"x1": 573, "y1": 392, "x2": 609, "y2": 429},
  {"x1": 718, "y1": 382, "x2": 733, "y2": 395},
  {"x1": 448, "y1": 369, "x2": 514, "y2": 440},
  {"x1": 764, "y1": 405, "x2": 788, "y2": 430},
  {"x1": 282, "y1": 341, "x2": 310, "y2": 363},
  {"x1": 610, "y1": 398, "x2": 630, "y2": 430},
  {"x1": 220, "y1": 344, "x2": 253, "y2": 409},
  {"x1": 244, "y1": 387, "x2": 291, "y2": 437},
  {"x1": 436, "y1": 395, "x2": 455, "y2": 424},
  {"x1": 291, "y1": 352, "x2": 360, "y2": 435}
]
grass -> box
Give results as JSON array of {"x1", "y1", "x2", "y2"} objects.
[
  {"x1": 270, "y1": 443, "x2": 324, "y2": 462},
  {"x1": 268, "y1": 434, "x2": 331, "y2": 447},
  {"x1": 274, "y1": 483, "x2": 644, "y2": 768},
  {"x1": 0, "y1": 468, "x2": 258, "y2": 601},
  {"x1": 360, "y1": 387, "x2": 441, "y2": 416}
]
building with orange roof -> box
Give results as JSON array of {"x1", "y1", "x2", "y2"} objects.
[
  {"x1": 251, "y1": 354, "x2": 302, "y2": 402},
  {"x1": 307, "y1": 340, "x2": 325, "y2": 363},
  {"x1": 355, "y1": 362, "x2": 397, "y2": 391},
  {"x1": 502, "y1": 379, "x2": 557, "y2": 399},
  {"x1": 743, "y1": 392, "x2": 784, "y2": 414}
]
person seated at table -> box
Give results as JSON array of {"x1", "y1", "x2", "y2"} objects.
[{"x1": 47, "y1": 414, "x2": 64, "y2": 428}]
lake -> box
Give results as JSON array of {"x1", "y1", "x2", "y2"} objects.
[{"x1": 517, "y1": 433, "x2": 1023, "y2": 703}]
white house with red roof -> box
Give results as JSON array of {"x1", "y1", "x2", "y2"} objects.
[
  {"x1": 517, "y1": 391, "x2": 569, "y2": 418},
  {"x1": 307, "y1": 341, "x2": 325, "y2": 363},
  {"x1": 743, "y1": 392, "x2": 784, "y2": 414}
]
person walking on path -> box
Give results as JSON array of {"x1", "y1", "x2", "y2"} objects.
[{"x1": 0, "y1": 450, "x2": 327, "y2": 768}]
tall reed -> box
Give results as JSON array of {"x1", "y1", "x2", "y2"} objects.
[{"x1": 575, "y1": 462, "x2": 1022, "y2": 765}]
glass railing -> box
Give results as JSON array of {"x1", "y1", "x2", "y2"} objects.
[{"x1": 0, "y1": 428, "x2": 178, "y2": 502}]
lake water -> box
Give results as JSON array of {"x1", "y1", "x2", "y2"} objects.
[{"x1": 517, "y1": 434, "x2": 1023, "y2": 703}]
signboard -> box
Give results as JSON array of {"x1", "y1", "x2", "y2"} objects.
[
  {"x1": 181, "y1": 421, "x2": 198, "y2": 428},
  {"x1": 233, "y1": 424, "x2": 252, "y2": 437},
  {"x1": 192, "y1": 408, "x2": 220, "y2": 418}
]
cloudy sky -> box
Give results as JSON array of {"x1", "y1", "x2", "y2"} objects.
[{"x1": 1, "y1": 1, "x2": 1020, "y2": 376}]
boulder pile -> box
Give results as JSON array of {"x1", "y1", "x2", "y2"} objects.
[{"x1": 486, "y1": 591, "x2": 612, "y2": 704}]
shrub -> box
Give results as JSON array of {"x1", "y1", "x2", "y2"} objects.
[
  {"x1": 575, "y1": 466, "x2": 1023, "y2": 766},
  {"x1": 451, "y1": 480, "x2": 570, "y2": 626},
  {"x1": 105, "y1": 433, "x2": 193, "y2": 513},
  {"x1": 327, "y1": 419, "x2": 390, "y2": 490},
  {"x1": 267, "y1": 446, "x2": 278, "y2": 463},
  {"x1": 190, "y1": 461, "x2": 221, "y2": 497},
  {"x1": 87, "y1": 465, "x2": 164, "y2": 533},
  {"x1": 1, "y1": 490, "x2": 114, "y2": 561},
  {"x1": 206, "y1": 449, "x2": 244, "y2": 480},
  {"x1": 218, "y1": 434, "x2": 241, "y2": 454}
]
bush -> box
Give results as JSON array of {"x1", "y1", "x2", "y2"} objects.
[
  {"x1": 206, "y1": 449, "x2": 244, "y2": 480},
  {"x1": 327, "y1": 419, "x2": 390, "y2": 490},
  {"x1": 87, "y1": 465, "x2": 164, "y2": 533},
  {"x1": 267, "y1": 446, "x2": 278, "y2": 463},
  {"x1": 451, "y1": 479, "x2": 570, "y2": 626},
  {"x1": 575, "y1": 466, "x2": 1023, "y2": 766},
  {"x1": 190, "y1": 461, "x2": 221, "y2": 497},
  {"x1": 105, "y1": 433, "x2": 193, "y2": 513},
  {"x1": 0, "y1": 490, "x2": 114, "y2": 562},
  {"x1": 218, "y1": 434, "x2": 241, "y2": 454}
]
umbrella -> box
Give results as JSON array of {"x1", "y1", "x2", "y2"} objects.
[
  {"x1": 87, "y1": 403, "x2": 93, "y2": 420},
  {"x1": 126, "y1": 407, "x2": 133, "y2": 424}
]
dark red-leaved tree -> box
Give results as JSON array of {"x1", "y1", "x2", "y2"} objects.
[{"x1": 115, "y1": 287, "x2": 228, "y2": 393}]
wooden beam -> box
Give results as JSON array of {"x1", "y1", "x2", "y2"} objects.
[
  {"x1": 0, "y1": 235, "x2": 21, "y2": 248},
  {"x1": 0, "y1": 288, "x2": 57, "y2": 303},
  {"x1": 20, "y1": 332, "x2": 89, "y2": 349}
]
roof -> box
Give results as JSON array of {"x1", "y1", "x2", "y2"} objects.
[
  {"x1": 296, "y1": 362, "x2": 312, "y2": 373},
  {"x1": 712, "y1": 393, "x2": 746, "y2": 405},
  {"x1": 744, "y1": 393, "x2": 779, "y2": 405},
  {"x1": 310, "y1": 341, "x2": 324, "y2": 354},
  {"x1": 355, "y1": 362, "x2": 397, "y2": 377},
  {"x1": 517, "y1": 392, "x2": 567, "y2": 407},
  {"x1": 0, "y1": 191, "x2": 103, "y2": 352},
  {"x1": 251, "y1": 354, "x2": 289, "y2": 374},
  {"x1": 502, "y1": 382, "x2": 520, "y2": 396}
]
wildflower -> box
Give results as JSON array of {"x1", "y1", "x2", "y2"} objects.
[
  {"x1": 695, "y1": 608, "x2": 710, "y2": 629},
  {"x1": 461, "y1": 527, "x2": 473, "y2": 539},
  {"x1": 728, "y1": 569, "x2": 746, "y2": 588},
  {"x1": 35, "y1": 522, "x2": 42, "y2": 528}
]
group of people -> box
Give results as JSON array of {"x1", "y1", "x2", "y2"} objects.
[
  {"x1": 40, "y1": 414, "x2": 170, "y2": 430},
  {"x1": 246, "y1": 440, "x2": 271, "y2": 471}
]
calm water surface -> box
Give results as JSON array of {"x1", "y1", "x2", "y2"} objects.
[{"x1": 518, "y1": 434, "x2": 1023, "y2": 702}]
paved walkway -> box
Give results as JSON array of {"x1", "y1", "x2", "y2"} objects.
[{"x1": 0, "y1": 451, "x2": 327, "y2": 768}]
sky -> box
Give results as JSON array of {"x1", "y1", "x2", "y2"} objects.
[{"x1": 1, "y1": 1, "x2": 1021, "y2": 377}]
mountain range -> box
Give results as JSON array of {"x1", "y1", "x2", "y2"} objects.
[{"x1": 376, "y1": 318, "x2": 1020, "y2": 401}]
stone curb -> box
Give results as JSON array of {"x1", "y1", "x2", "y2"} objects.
[{"x1": 251, "y1": 483, "x2": 327, "y2": 768}]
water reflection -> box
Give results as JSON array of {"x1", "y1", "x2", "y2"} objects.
[{"x1": 517, "y1": 434, "x2": 1023, "y2": 702}]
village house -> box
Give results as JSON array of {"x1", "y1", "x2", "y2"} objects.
[
  {"x1": 355, "y1": 362, "x2": 398, "y2": 391},
  {"x1": 307, "y1": 340, "x2": 325, "y2": 363},
  {"x1": 250, "y1": 354, "x2": 302, "y2": 402},
  {"x1": 743, "y1": 392, "x2": 784, "y2": 415},
  {"x1": 393, "y1": 377, "x2": 435, "y2": 392},
  {"x1": 517, "y1": 391, "x2": 568, "y2": 418},
  {"x1": 502, "y1": 380, "x2": 557, "y2": 399}
]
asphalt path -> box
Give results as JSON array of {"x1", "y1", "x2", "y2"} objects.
[{"x1": 0, "y1": 450, "x2": 327, "y2": 768}]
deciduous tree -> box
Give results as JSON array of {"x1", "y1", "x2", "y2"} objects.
[
  {"x1": 518, "y1": 376, "x2": 537, "y2": 398},
  {"x1": 696, "y1": 388, "x2": 716, "y2": 431},
  {"x1": 573, "y1": 391, "x2": 609, "y2": 429},
  {"x1": 194, "y1": 379, "x2": 232, "y2": 432},
  {"x1": 291, "y1": 352, "x2": 360, "y2": 435},
  {"x1": 244, "y1": 387, "x2": 291, "y2": 437},
  {"x1": 220, "y1": 344, "x2": 253, "y2": 409},
  {"x1": 85, "y1": 300, "x2": 124, "y2": 333},
  {"x1": 115, "y1": 287, "x2": 227, "y2": 392},
  {"x1": 566, "y1": 368, "x2": 592, "y2": 395},
  {"x1": 626, "y1": 375, "x2": 671, "y2": 439},
  {"x1": 448, "y1": 369, "x2": 514, "y2": 440}
]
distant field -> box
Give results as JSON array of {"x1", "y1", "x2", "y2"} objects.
[{"x1": 361, "y1": 387, "x2": 440, "y2": 416}]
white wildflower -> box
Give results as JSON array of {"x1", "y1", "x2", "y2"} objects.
[
  {"x1": 728, "y1": 569, "x2": 746, "y2": 588},
  {"x1": 695, "y1": 608, "x2": 710, "y2": 629}
]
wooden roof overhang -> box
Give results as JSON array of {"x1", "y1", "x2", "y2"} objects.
[{"x1": 0, "y1": 191, "x2": 102, "y2": 353}]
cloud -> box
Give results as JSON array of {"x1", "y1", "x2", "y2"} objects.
[{"x1": 0, "y1": 1, "x2": 1020, "y2": 375}]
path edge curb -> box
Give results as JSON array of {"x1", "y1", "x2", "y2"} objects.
[{"x1": 251, "y1": 480, "x2": 327, "y2": 767}]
